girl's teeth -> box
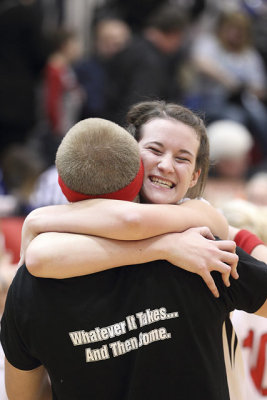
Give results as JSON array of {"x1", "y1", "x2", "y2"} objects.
[{"x1": 151, "y1": 177, "x2": 173, "y2": 188}]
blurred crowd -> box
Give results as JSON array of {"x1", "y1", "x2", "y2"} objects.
[
  {"x1": 0, "y1": 0, "x2": 267, "y2": 217},
  {"x1": 0, "y1": 0, "x2": 267, "y2": 399}
]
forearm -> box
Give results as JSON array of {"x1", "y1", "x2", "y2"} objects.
[
  {"x1": 229, "y1": 226, "x2": 267, "y2": 317},
  {"x1": 26, "y1": 228, "x2": 237, "y2": 293},
  {"x1": 194, "y1": 57, "x2": 239, "y2": 90},
  {"x1": 24, "y1": 200, "x2": 138, "y2": 240},
  {"x1": 24, "y1": 198, "x2": 228, "y2": 241},
  {"x1": 178, "y1": 199, "x2": 228, "y2": 239},
  {"x1": 250, "y1": 245, "x2": 267, "y2": 262},
  {"x1": 230, "y1": 226, "x2": 266, "y2": 262},
  {"x1": 25, "y1": 232, "x2": 167, "y2": 278}
]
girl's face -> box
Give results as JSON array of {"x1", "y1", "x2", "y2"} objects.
[{"x1": 138, "y1": 118, "x2": 201, "y2": 204}]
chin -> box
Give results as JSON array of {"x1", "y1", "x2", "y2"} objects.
[
  {"x1": 144, "y1": 193, "x2": 176, "y2": 204},
  {"x1": 141, "y1": 186, "x2": 179, "y2": 204}
]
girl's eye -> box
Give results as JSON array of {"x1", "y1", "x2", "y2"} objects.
[
  {"x1": 149, "y1": 147, "x2": 161, "y2": 154},
  {"x1": 175, "y1": 157, "x2": 190, "y2": 163}
]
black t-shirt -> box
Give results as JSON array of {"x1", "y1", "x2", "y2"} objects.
[{"x1": 1, "y1": 247, "x2": 266, "y2": 400}]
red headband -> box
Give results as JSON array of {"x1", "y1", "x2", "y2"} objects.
[{"x1": 58, "y1": 160, "x2": 144, "y2": 202}]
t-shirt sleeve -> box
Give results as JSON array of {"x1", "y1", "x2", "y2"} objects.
[
  {"x1": 221, "y1": 246, "x2": 267, "y2": 313},
  {"x1": 0, "y1": 279, "x2": 41, "y2": 370}
]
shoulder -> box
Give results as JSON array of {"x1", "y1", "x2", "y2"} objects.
[
  {"x1": 177, "y1": 197, "x2": 210, "y2": 205},
  {"x1": 236, "y1": 245, "x2": 267, "y2": 274},
  {"x1": 192, "y1": 33, "x2": 218, "y2": 54},
  {"x1": 7, "y1": 265, "x2": 39, "y2": 306},
  {"x1": 236, "y1": 247, "x2": 267, "y2": 284},
  {"x1": 226, "y1": 247, "x2": 267, "y2": 312}
]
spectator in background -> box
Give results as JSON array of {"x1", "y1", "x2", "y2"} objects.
[
  {"x1": 43, "y1": 28, "x2": 84, "y2": 138},
  {"x1": 189, "y1": 10, "x2": 267, "y2": 159},
  {"x1": 28, "y1": 165, "x2": 67, "y2": 209},
  {"x1": 90, "y1": 5, "x2": 189, "y2": 125},
  {"x1": 0, "y1": 227, "x2": 19, "y2": 400},
  {"x1": 222, "y1": 198, "x2": 267, "y2": 242},
  {"x1": 37, "y1": 28, "x2": 85, "y2": 165},
  {"x1": 242, "y1": 0, "x2": 267, "y2": 69},
  {"x1": 203, "y1": 119, "x2": 254, "y2": 207},
  {"x1": 221, "y1": 202, "x2": 267, "y2": 400},
  {"x1": 245, "y1": 172, "x2": 267, "y2": 206},
  {"x1": 38, "y1": 0, "x2": 65, "y2": 33},
  {"x1": 0, "y1": 0, "x2": 49, "y2": 160},
  {"x1": 231, "y1": 307, "x2": 266, "y2": 400},
  {"x1": 75, "y1": 17, "x2": 132, "y2": 120},
  {"x1": 94, "y1": 0, "x2": 206, "y2": 33},
  {"x1": 0, "y1": 145, "x2": 45, "y2": 216},
  {"x1": 94, "y1": 17, "x2": 132, "y2": 59},
  {"x1": 76, "y1": 5, "x2": 189, "y2": 125}
]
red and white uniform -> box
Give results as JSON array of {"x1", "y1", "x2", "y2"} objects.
[{"x1": 232, "y1": 310, "x2": 267, "y2": 399}]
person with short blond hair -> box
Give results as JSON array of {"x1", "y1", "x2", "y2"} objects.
[
  {"x1": 56, "y1": 118, "x2": 141, "y2": 199},
  {"x1": 1, "y1": 103, "x2": 267, "y2": 399}
]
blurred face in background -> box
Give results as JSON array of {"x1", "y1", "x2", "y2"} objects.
[
  {"x1": 214, "y1": 154, "x2": 250, "y2": 179},
  {"x1": 95, "y1": 19, "x2": 131, "y2": 59},
  {"x1": 246, "y1": 174, "x2": 267, "y2": 206},
  {"x1": 144, "y1": 28, "x2": 183, "y2": 54},
  {"x1": 62, "y1": 36, "x2": 83, "y2": 63},
  {"x1": 218, "y1": 14, "x2": 251, "y2": 52}
]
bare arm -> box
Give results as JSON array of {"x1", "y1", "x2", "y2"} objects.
[
  {"x1": 27, "y1": 198, "x2": 229, "y2": 240},
  {"x1": 193, "y1": 56, "x2": 241, "y2": 91},
  {"x1": 228, "y1": 225, "x2": 267, "y2": 262},
  {"x1": 247, "y1": 244, "x2": 267, "y2": 318},
  {"x1": 20, "y1": 198, "x2": 229, "y2": 263},
  {"x1": 26, "y1": 227, "x2": 238, "y2": 298},
  {"x1": 194, "y1": 55, "x2": 266, "y2": 100},
  {"x1": 229, "y1": 225, "x2": 267, "y2": 317},
  {"x1": 255, "y1": 300, "x2": 267, "y2": 318},
  {"x1": 5, "y1": 358, "x2": 52, "y2": 400}
]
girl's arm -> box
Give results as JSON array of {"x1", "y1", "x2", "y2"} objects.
[
  {"x1": 20, "y1": 198, "x2": 228, "y2": 263},
  {"x1": 229, "y1": 225, "x2": 267, "y2": 317},
  {"x1": 26, "y1": 227, "x2": 238, "y2": 298}
]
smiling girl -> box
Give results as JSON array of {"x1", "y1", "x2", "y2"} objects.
[{"x1": 20, "y1": 101, "x2": 238, "y2": 297}]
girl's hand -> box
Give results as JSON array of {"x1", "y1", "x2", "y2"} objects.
[{"x1": 161, "y1": 227, "x2": 239, "y2": 298}]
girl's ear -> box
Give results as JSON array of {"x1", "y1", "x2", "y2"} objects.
[{"x1": 189, "y1": 169, "x2": 201, "y2": 188}]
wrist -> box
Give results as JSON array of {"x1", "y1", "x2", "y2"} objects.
[
  {"x1": 148, "y1": 234, "x2": 169, "y2": 261},
  {"x1": 234, "y1": 229, "x2": 264, "y2": 254}
]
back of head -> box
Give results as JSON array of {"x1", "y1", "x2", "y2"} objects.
[
  {"x1": 48, "y1": 28, "x2": 77, "y2": 54},
  {"x1": 56, "y1": 118, "x2": 143, "y2": 202},
  {"x1": 207, "y1": 120, "x2": 253, "y2": 163},
  {"x1": 47, "y1": 28, "x2": 82, "y2": 63},
  {"x1": 246, "y1": 172, "x2": 267, "y2": 206},
  {"x1": 207, "y1": 120, "x2": 253, "y2": 179},
  {"x1": 144, "y1": 5, "x2": 187, "y2": 34},
  {"x1": 143, "y1": 5, "x2": 187, "y2": 54},
  {"x1": 1, "y1": 144, "x2": 44, "y2": 195}
]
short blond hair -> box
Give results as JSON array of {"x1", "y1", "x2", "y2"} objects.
[
  {"x1": 56, "y1": 118, "x2": 140, "y2": 195},
  {"x1": 221, "y1": 199, "x2": 267, "y2": 244}
]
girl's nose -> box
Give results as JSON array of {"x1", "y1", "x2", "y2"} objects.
[{"x1": 158, "y1": 155, "x2": 175, "y2": 173}]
